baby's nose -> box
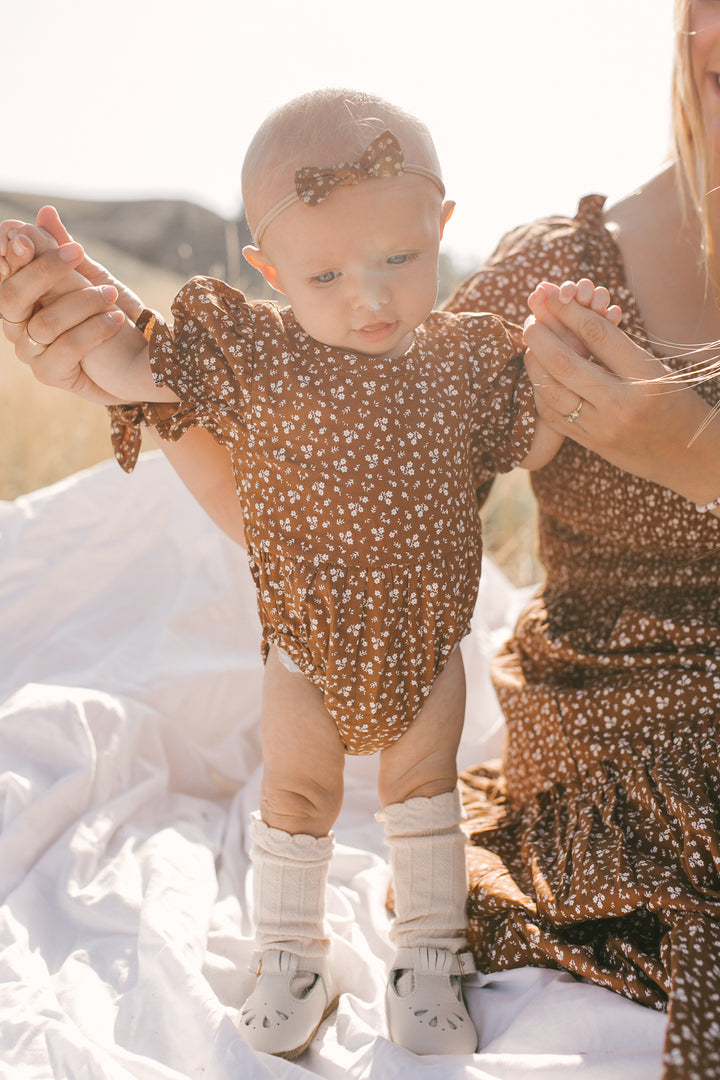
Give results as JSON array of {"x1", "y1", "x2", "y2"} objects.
[{"x1": 350, "y1": 275, "x2": 388, "y2": 311}]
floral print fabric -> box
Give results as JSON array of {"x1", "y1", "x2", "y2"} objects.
[
  {"x1": 445, "y1": 195, "x2": 720, "y2": 1080},
  {"x1": 146, "y1": 278, "x2": 535, "y2": 752}
]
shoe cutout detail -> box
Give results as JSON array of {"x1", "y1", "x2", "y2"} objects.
[
  {"x1": 386, "y1": 946, "x2": 478, "y2": 1055},
  {"x1": 239, "y1": 950, "x2": 338, "y2": 1060}
]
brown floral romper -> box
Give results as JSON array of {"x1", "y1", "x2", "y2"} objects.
[{"x1": 120, "y1": 277, "x2": 535, "y2": 753}]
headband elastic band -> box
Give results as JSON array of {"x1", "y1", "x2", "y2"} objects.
[{"x1": 253, "y1": 130, "x2": 445, "y2": 246}]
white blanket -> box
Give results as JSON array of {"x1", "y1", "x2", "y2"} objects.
[{"x1": 0, "y1": 453, "x2": 667, "y2": 1079}]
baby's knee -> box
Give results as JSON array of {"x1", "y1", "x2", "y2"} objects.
[
  {"x1": 378, "y1": 767, "x2": 459, "y2": 808},
  {"x1": 260, "y1": 773, "x2": 343, "y2": 837}
]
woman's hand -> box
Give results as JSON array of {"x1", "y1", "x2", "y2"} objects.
[
  {"x1": 0, "y1": 208, "x2": 248, "y2": 545},
  {"x1": 0, "y1": 209, "x2": 136, "y2": 405},
  {"x1": 0, "y1": 206, "x2": 143, "y2": 321},
  {"x1": 523, "y1": 281, "x2": 720, "y2": 508}
]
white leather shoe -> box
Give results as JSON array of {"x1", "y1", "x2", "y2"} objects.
[
  {"x1": 386, "y1": 946, "x2": 478, "y2": 1055},
  {"x1": 238, "y1": 950, "x2": 338, "y2": 1060}
]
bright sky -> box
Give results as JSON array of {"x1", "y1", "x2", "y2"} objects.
[{"x1": 7, "y1": 0, "x2": 674, "y2": 265}]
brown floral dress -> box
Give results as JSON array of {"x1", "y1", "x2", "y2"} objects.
[
  {"x1": 445, "y1": 195, "x2": 720, "y2": 1080},
  {"x1": 126, "y1": 277, "x2": 535, "y2": 753}
]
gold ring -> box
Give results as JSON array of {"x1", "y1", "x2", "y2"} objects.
[
  {"x1": 563, "y1": 399, "x2": 584, "y2": 423},
  {"x1": 0, "y1": 312, "x2": 28, "y2": 325},
  {"x1": 24, "y1": 323, "x2": 48, "y2": 352}
]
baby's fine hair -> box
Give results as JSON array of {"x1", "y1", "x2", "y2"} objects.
[{"x1": 242, "y1": 87, "x2": 442, "y2": 237}]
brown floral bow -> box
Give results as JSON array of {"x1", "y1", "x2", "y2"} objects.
[{"x1": 294, "y1": 130, "x2": 404, "y2": 205}]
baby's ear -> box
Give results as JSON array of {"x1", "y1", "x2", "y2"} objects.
[
  {"x1": 242, "y1": 246, "x2": 285, "y2": 294},
  {"x1": 439, "y1": 200, "x2": 455, "y2": 237}
]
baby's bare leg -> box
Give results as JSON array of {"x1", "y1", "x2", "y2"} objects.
[
  {"x1": 378, "y1": 647, "x2": 465, "y2": 807},
  {"x1": 260, "y1": 646, "x2": 346, "y2": 837}
]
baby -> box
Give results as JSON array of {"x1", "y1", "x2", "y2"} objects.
[{"x1": 0, "y1": 89, "x2": 618, "y2": 1059}]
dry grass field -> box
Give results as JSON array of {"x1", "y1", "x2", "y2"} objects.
[{"x1": 0, "y1": 243, "x2": 542, "y2": 588}]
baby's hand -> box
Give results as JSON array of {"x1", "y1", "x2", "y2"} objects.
[
  {"x1": 0, "y1": 219, "x2": 121, "y2": 364},
  {"x1": 554, "y1": 279, "x2": 622, "y2": 324},
  {"x1": 0, "y1": 219, "x2": 70, "y2": 286},
  {"x1": 526, "y1": 279, "x2": 623, "y2": 359},
  {"x1": 1, "y1": 206, "x2": 143, "y2": 325},
  {"x1": 0, "y1": 216, "x2": 133, "y2": 405},
  {"x1": 0, "y1": 219, "x2": 85, "y2": 298}
]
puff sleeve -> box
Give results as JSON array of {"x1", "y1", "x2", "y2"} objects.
[{"x1": 109, "y1": 277, "x2": 266, "y2": 471}]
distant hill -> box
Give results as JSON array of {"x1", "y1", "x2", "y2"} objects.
[{"x1": 0, "y1": 192, "x2": 260, "y2": 293}]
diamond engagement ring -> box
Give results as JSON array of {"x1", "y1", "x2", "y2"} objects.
[{"x1": 563, "y1": 399, "x2": 584, "y2": 423}]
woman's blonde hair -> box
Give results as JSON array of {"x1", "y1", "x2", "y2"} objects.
[
  {"x1": 672, "y1": 0, "x2": 718, "y2": 284},
  {"x1": 662, "y1": 0, "x2": 720, "y2": 408}
]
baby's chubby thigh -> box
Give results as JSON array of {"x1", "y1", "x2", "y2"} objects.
[
  {"x1": 378, "y1": 648, "x2": 466, "y2": 808},
  {"x1": 260, "y1": 645, "x2": 347, "y2": 838}
]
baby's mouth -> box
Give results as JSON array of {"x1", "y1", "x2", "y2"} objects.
[{"x1": 355, "y1": 321, "x2": 398, "y2": 342}]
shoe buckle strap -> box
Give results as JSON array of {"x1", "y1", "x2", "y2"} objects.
[
  {"x1": 390, "y1": 946, "x2": 477, "y2": 978},
  {"x1": 250, "y1": 948, "x2": 331, "y2": 981},
  {"x1": 453, "y1": 950, "x2": 477, "y2": 977}
]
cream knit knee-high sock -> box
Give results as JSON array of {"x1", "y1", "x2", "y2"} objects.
[
  {"x1": 379, "y1": 788, "x2": 469, "y2": 953},
  {"x1": 250, "y1": 811, "x2": 334, "y2": 962}
]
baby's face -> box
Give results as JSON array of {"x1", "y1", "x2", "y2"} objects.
[{"x1": 260, "y1": 175, "x2": 449, "y2": 358}]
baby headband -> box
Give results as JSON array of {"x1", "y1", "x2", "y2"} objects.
[{"x1": 253, "y1": 129, "x2": 445, "y2": 245}]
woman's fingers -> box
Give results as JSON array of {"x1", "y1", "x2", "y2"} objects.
[
  {"x1": 536, "y1": 290, "x2": 666, "y2": 381},
  {"x1": 523, "y1": 345, "x2": 593, "y2": 431},
  {"x1": 37, "y1": 205, "x2": 143, "y2": 321},
  {"x1": 36, "y1": 205, "x2": 73, "y2": 246},
  {"x1": 24, "y1": 283, "x2": 120, "y2": 349},
  {"x1": 523, "y1": 316, "x2": 618, "y2": 405},
  {"x1": 2, "y1": 207, "x2": 142, "y2": 326},
  {"x1": 524, "y1": 304, "x2": 719, "y2": 492},
  {"x1": 0, "y1": 207, "x2": 144, "y2": 407},
  {"x1": 0, "y1": 244, "x2": 86, "y2": 332},
  {"x1": 18, "y1": 309, "x2": 126, "y2": 404},
  {"x1": 11, "y1": 279, "x2": 125, "y2": 404}
]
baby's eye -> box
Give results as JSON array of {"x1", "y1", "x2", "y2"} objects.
[
  {"x1": 386, "y1": 253, "x2": 416, "y2": 266},
  {"x1": 311, "y1": 270, "x2": 339, "y2": 284}
]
